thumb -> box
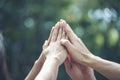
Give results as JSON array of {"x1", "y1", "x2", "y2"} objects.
[
  {"x1": 42, "y1": 40, "x2": 48, "y2": 49},
  {"x1": 60, "y1": 39, "x2": 74, "y2": 53}
]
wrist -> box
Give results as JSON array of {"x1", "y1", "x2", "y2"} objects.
[
  {"x1": 35, "y1": 57, "x2": 60, "y2": 80},
  {"x1": 46, "y1": 56, "x2": 61, "y2": 66},
  {"x1": 82, "y1": 53, "x2": 96, "y2": 67}
]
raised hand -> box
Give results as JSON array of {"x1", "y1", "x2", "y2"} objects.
[
  {"x1": 59, "y1": 19, "x2": 96, "y2": 80},
  {"x1": 60, "y1": 19, "x2": 93, "y2": 66},
  {"x1": 25, "y1": 26, "x2": 54, "y2": 80},
  {"x1": 44, "y1": 21, "x2": 67, "y2": 65},
  {"x1": 35, "y1": 21, "x2": 68, "y2": 80}
]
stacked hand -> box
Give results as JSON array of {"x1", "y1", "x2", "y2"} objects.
[
  {"x1": 25, "y1": 19, "x2": 120, "y2": 80},
  {"x1": 25, "y1": 19, "x2": 96, "y2": 80},
  {"x1": 59, "y1": 20, "x2": 96, "y2": 80},
  {"x1": 43, "y1": 21, "x2": 67, "y2": 65}
]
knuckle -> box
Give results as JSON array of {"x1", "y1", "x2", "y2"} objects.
[{"x1": 64, "y1": 40, "x2": 69, "y2": 44}]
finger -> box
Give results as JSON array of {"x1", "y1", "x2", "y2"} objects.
[
  {"x1": 47, "y1": 27, "x2": 54, "y2": 45},
  {"x1": 42, "y1": 40, "x2": 48, "y2": 49},
  {"x1": 57, "y1": 22, "x2": 62, "y2": 40},
  {"x1": 62, "y1": 29, "x2": 66, "y2": 39},
  {"x1": 61, "y1": 22, "x2": 66, "y2": 39},
  {"x1": 61, "y1": 19, "x2": 78, "y2": 43},
  {"x1": 51, "y1": 22, "x2": 59, "y2": 42},
  {"x1": 60, "y1": 39, "x2": 74, "y2": 54}
]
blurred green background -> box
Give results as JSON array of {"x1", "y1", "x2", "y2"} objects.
[{"x1": 0, "y1": 0, "x2": 120, "y2": 80}]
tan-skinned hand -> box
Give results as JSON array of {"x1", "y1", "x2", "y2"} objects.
[
  {"x1": 43, "y1": 21, "x2": 67, "y2": 65},
  {"x1": 60, "y1": 19, "x2": 96, "y2": 80}
]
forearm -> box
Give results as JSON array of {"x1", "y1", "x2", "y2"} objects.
[
  {"x1": 25, "y1": 53, "x2": 44, "y2": 80},
  {"x1": 35, "y1": 57, "x2": 60, "y2": 80},
  {"x1": 86, "y1": 55, "x2": 120, "y2": 80}
]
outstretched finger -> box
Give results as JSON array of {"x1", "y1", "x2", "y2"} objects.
[
  {"x1": 61, "y1": 19, "x2": 78, "y2": 43},
  {"x1": 61, "y1": 22, "x2": 66, "y2": 39},
  {"x1": 42, "y1": 40, "x2": 48, "y2": 49},
  {"x1": 47, "y1": 27, "x2": 54, "y2": 45},
  {"x1": 57, "y1": 22, "x2": 62, "y2": 40},
  {"x1": 51, "y1": 22, "x2": 59, "y2": 42}
]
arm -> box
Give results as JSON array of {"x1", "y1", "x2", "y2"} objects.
[
  {"x1": 60, "y1": 19, "x2": 120, "y2": 80},
  {"x1": 25, "y1": 23, "x2": 54, "y2": 80},
  {"x1": 86, "y1": 55, "x2": 120, "y2": 80},
  {"x1": 35, "y1": 57, "x2": 60, "y2": 80},
  {"x1": 35, "y1": 21, "x2": 67, "y2": 80},
  {"x1": 25, "y1": 53, "x2": 45, "y2": 80},
  {"x1": 60, "y1": 19, "x2": 96, "y2": 80}
]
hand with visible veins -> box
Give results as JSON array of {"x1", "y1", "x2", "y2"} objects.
[
  {"x1": 43, "y1": 21, "x2": 67, "y2": 65},
  {"x1": 35, "y1": 21, "x2": 67, "y2": 80},
  {"x1": 59, "y1": 19, "x2": 96, "y2": 80},
  {"x1": 25, "y1": 21, "x2": 68, "y2": 80},
  {"x1": 60, "y1": 19, "x2": 120, "y2": 80},
  {"x1": 60, "y1": 20, "x2": 93, "y2": 65}
]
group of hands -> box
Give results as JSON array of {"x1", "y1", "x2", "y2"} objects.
[
  {"x1": 41, "y1": 19, "x2": 95, "y2": 80},
  {"x1": 25, "y1": 19, "x2": 120, "y2": 80},
  {"x1": 43, "y1": 19, "x2": 96, "y2": 80},
  {"x1": 25, "y1": 19, "x2": 96, "y2": 80}
]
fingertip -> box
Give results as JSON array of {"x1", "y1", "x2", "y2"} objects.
[
  {"x1": 45, "y1": 40, "x2": 48, "y2": 43},
  {"x1": 60, "y1": 19, "x2": 63, "y2": 22},
  {"x1": 54, "y1": 22, "x2": 59, "y2": 29},
  {"x1": 43, "y1": 40, "x2": 48, "y2": 49},
  {"x1": 52, "y1": 26, "x2": 55, "y2": 30},
  {"x1": 60, "y1": 19, "x2": 65, "y2": 22}
]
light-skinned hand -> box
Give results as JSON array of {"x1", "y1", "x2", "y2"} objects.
[{"x1": 59, "y1": 19, "x2": 96, "y2": 80}]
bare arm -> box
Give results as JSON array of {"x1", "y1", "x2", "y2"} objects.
[
  {"x1": 35, "y1": 21, "x2": 67, "y2": 80},
  {"x1": 60, "y1": 19, "x2": 120, "y2": 80},
  {"x1": 25, "y1": 53, "x2": 45, "y2": 80},
  {"x1": 87, "y1": 55, "x2": 120, "y2": 80},
  {"x1": 35, "y1": 57, "x2": 60, "y2": 80},
  {"x1": 25, "y1": 21, "x2": 54, "y2": 80}
]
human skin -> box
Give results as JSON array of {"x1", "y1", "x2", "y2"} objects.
[
  {"x1": 35, "y1": 21, "x2": 67, "y2": 80},
  {"x1": 25, "y1": 28, "x2": 54, "y2": 80},
  {"x1": 25, "y1": 41, "x2": 47, "y2": 80},
  {"x1": 59, "y1": 20, "x2": 96, "y2": 80},
  {"x1": 64, "y1": 55, "x2": 95, "y2": 80},
  {"x1": 60, "y1": 19, "x2": 120, "y2": 80}
]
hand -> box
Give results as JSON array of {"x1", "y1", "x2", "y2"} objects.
[
  {"x1": 25, "y1": 30, "x2": 53, "y2": 80},
  {"x1": 64, "y1": 55, "x2": 96, "y2": 80},
  {"x1": 60, "y1": 19, "x2": 94, "y2": 65},
  {"x1": 35, "y1": 21, "x2": 68, "y2": 80},
  {"x1": 44, "y1": 21, "x2": 67, "y2": 65},
  {"x1": 59, "y1": 19, "x2": 96, "y2": 80}
]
